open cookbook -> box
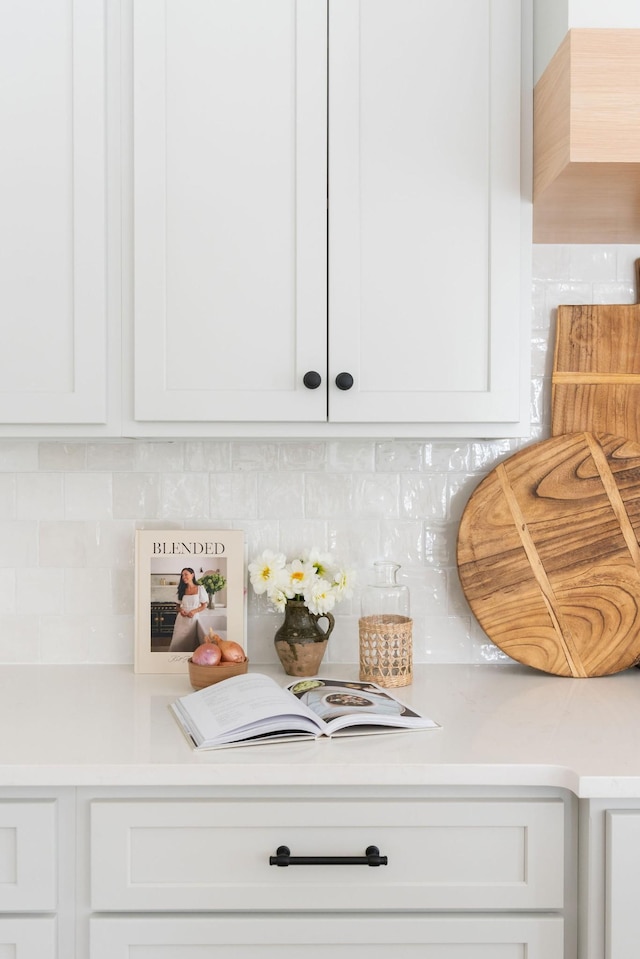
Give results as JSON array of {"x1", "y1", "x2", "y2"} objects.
[{"x1": 170, "y1": 673, "x2": 440, "y2": 750}]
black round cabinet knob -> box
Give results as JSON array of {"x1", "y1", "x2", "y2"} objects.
[
  {"x1": 303, "y1": 371, "x2": 322, "y2": 390},
  {"x1": 335, "y1": 372, "x2": 354, "y2": 391}
]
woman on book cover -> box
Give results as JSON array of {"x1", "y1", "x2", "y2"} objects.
[{"x1": 168, "y1": 567, "x2": 208, "y2": 651}]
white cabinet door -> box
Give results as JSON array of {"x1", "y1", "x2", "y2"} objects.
[
  {"x1": 0, "y1": 918, "x2": 56, "y2": 959},
  {"x1": 90, "y1": 915, "x2": 564, "y2": 959},
  {"x1": 0, "y1": 801, "x2": 57, "y2": 912},
  {"x1": 329, "y1": 0, "x2": 526, "y2": 431},
  {"x1": 132, "y1": 0, "x2": 327, "y2": 424},
  {"x1": 0, "y1": 0, "x2": 108, "y2": 427},
  {"x1": 605, "y1": 809, "x2": 640, "y2": 959},
  {"x1": 131, "y1": 0, "x2": 528, "y2": 437}
]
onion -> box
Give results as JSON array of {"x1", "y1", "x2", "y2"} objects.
[
  {"x1": 218, "y1": 640, "x2": 246, "y2": 663},
  {"x1": 191, "y1": 638, "x2": 222, "y2": 666}
]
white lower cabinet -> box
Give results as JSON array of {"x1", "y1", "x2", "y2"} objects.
[
  {"x1": 580, "y1": 800, "x2": 640, "y2": 959},
  {"x1": 0, "y1": 918, "x2": 57, "y2": 957},
  {"x1": 89, "y1": 915, "x2": 564, "y2": 958},
  {"x1": 82, "y1": 788, "x2": 573, "y2": 959},
  {"x1": 0, "y1": 791, "x2": 74, "y2": 959}
]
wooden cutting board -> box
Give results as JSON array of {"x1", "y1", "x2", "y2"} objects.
[
  {"x1": 456, "y1": 431, "x2": 640, "y2": 677},
  {"x1": 552, "y1": 259, "x2": 640, "y2": 440}
]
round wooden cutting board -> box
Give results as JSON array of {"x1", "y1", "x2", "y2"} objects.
[{"x1": 456, "y1": 432, "x2": 640, "y2": 677}]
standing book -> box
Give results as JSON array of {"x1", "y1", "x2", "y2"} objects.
[{"x1": 170, "y1": 673, "x2": 440, "y2": 749}]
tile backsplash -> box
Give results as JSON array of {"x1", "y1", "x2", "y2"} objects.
[{"x1": 2, "y1": 244, "x2": 639, "y2": 665}]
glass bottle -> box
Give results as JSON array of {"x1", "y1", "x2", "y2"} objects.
[{"x1": 359, "y1": 561, "x2": 413, "y2": 686}]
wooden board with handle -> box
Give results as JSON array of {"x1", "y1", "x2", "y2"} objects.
[
  {"x1": 456, "y1": 431, "x2": 640, "y2": 677},
  {"x1": 552, "y1": 259, "x2": 640, "y2": 440}
]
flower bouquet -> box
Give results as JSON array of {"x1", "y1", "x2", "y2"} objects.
[{"x1": 248, "y1": 549, "x2": 355, "y2": 676}]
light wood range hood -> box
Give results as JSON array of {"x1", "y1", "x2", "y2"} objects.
[{"x1": 534, "y1": 29, "x2": 640, "y2": 243}]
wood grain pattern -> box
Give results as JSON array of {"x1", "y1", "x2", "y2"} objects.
[
  {"x1": 552, "y1": 261, "x2": 640, "y2": 440},
  {"x1": 534, "y1": 30, "x2": 640, "y2": 243},
  {"x1": 456, "y1": 432, "x2": 640, "y2": 677}
]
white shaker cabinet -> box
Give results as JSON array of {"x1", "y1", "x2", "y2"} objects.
[
  {"x1": 130, "y1": 0, "x2": 530, "y2": 438},
  {"x1": 580, "y1": 801, "x2": 640, "y2": 959},
  {"x1": 84, "y1": 788, "x2": 568, "y2": 958},
  {"x1": 0, "y1": 0, "x2": 114, "y2": 436},
  {"x1": 0, "y1": 791, "x2": 74, "y2": 959}
]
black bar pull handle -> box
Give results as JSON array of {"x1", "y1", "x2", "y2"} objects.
[{"x1": 269, "y1": 844, "x2": 387, "y2": 867}]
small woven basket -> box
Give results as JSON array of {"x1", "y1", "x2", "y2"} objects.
[{"x1": 358, "y1": 615, "x2": 413, "y2": 687}]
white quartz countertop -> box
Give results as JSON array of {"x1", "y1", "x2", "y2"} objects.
[{"x1": 2, "y1": 662, "x2": 640, "y2": 797}]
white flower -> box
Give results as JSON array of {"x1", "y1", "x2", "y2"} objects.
[
  {"x1": 267, "y1": 585, "x2": 289, "y2": 612},
  {"x1": 281, "y1": 559, "x2": 315, "y2": 598},
  {"x1": 332, "y1": 567, "x2": 355, "y2": 600},
  {"x1": 248, "y1": 547, "x2": 356, "y2": 616},
  {"x1": 305, "y1": 578, "x2": 337, "y2": 615},
  {"x1": 303, "y1": 548, "x2": 334, "y2": 580},
  {"x1": 248, "y1": 550, "x2": 286, "y2": 595}
]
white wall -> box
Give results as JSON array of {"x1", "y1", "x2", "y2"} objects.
[{"x1": 1, "y1": 243, "x2": 639, "y2": 665}]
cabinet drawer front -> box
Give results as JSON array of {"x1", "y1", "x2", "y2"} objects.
[
  {"x1": 90, "y1": 915, "x2": 564, "y2": 959},
  {"x1": 0, "y1": 917, "x2": 56, "y2": 957},
  {"x1": 90, "y1": 799, "x2": 564, "y2": 912},
  {"x1": 0, "y1": 801, "x2": 57, "y2": 911}
]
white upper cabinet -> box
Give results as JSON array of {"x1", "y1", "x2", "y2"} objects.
[
  {"x1": 0, "y1": 0, "x2": 110, "y2": 432},
  {"x1": 0, "y1": 0, "x2": 528, "y2": 438},
  {"x1": 130, "y1": 0, "x2": 529, "y2": 438},
  {"x1": 328, "y1": 0, "x2": 526, "y2": 430},
  {"x1": 132, "y1": 0, "x2": 328, "y2": 425}
]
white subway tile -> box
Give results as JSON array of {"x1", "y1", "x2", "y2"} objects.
[
  {"x1": 64, "y1": 473, "x2": 113, "y2": 520},
  {"x1": 112, "y1": 568, "x2": 135, "y2": 615},
  {"x1": 424, "y1": 443, "x2": 472, "y2": 472},
  {"x1": 0, "y1": 475, "x2": 16, "y2": 519},
  {"x1": 39, "y1": 442, "x2": 87, "y2": 471},
  {"x1": 160, "y1": 473, "x2": 209, "y2": 520},
  {"x1": 0, "y1": 570, "x2": 16, "y2": 614},
  {"x1": 401, "y1": 474, "x2": 447, "y2": 522},
  {"x1": 569, "y1": 245, "x2": 617, "y2": 281},
  {"x1": 278, "y1": 520, "x2": 329, "y2": 557},
  {"x1": 379, "y1": 520, "x2": 425, "y2": 565},
  {"x1": 113, "y1": 473, "x2": 161, "y2": 520},
  {"x1": 0, "y1": 616, "x2": 29, "y2": 661},
  {"x1": 279, "y1": 442, "x2": 326, "y2": 470},
  {"x1": 327, "y1": 441, "x2": 375, "y2": 471},
  {"x1": 0, "y1": 442, "x2": 38, "y2": 471},
  {"x1": 39, "y1": 521, "x2": 89, "y2": 568},
  {"x1": 16, "y1": 473, "x2": 63, "y2": 520},
  {"x1": 63, "y1": 568, "x2": 112, "y2": 614},
  {"x1": 87, "y1": 442, "x2": 136, "y2": 471},
  {"x1": 352, "y1": 473, "x2": 399, "y2": 518},
  {"x1": 17, "y1": 568, "x2": 64, "y2": 614},
  {"x1": 184, "y1": 441, "x2": 231, "y2": 471},
  {"x1": 328, "y1": 521, "x2": 380, "y2": 569},
  {"x1": 210, "y1": 473, "x2": 258, "y2": 520},
  {"x1": 305, "y1": 473, "x2": 354, "y2": 518},
  {"x1": 532, "y1": 244, "x2": 571, "y2": 281},
  {"x1": 375, "y1": 441, "x2": 424, "y2": 472},
  {"x1": 82, "y1": 520, "x2": 136, "y2": 570},
  {"x1": 231, "y1": 442, "x2": 279, "y2": 471},
  {"x1": 87, "y1": 615, "x2": 134, "y2": 664},
  {"x1": 258, "y1": 473, "x2": 305, "y2": 519},
  {"x1": 593, "y1": 281, "x2": 635, "y2": 304},
  {"x1": 616, "y1": 246, "x2": 640, "y2": 280},
  {"x1": 38, "y1": 615, "x2": 89, "y2": 663},
  {"x1": 0, "y1": 521, "x2": 38, "y2": 567},
  {"x1": 530, "y1": 334, "x2": 551, "y2": 378},
  {"x1": 134, "y1": 442, "x2": 185, "y2": 472},
  {"x1": 423, "y1": 525, "x2": 455, "y2": 567}
]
